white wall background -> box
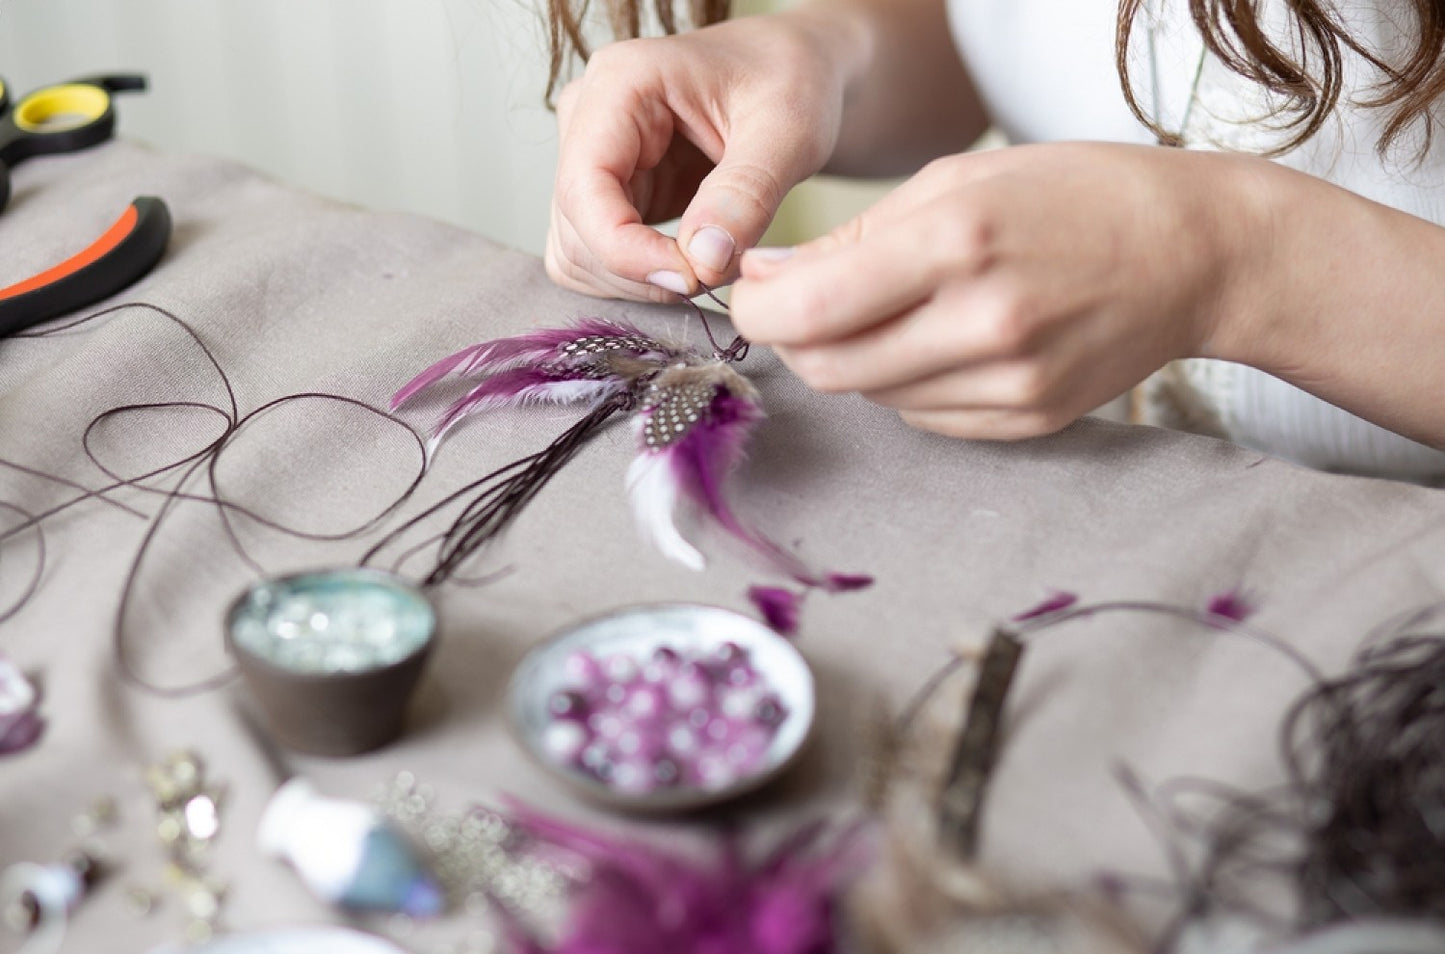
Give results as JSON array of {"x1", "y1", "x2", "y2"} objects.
[
  {"x1": 0, "y1": 0, "x2": 895, "y2": 255},
  {"x1": 0, "y1": 0, "x2": 562, "y2": 253}
]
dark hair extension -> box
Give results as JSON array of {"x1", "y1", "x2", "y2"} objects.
[
  {"x1": 544, "y1": 0, "x2": 731, "y2": 105},
  {"x1": 1117, "y1": 0, "x2": 1445, "y2": 158},
  {"x1": 881, "y1": 597, "x2": 1445, "y2": 947},
  {"x1": 359, "y1": 392, "x2": 633, "y2": 586}
]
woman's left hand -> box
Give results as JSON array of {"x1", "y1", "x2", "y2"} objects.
[{"x1": 730, "y1": 142, "x2": 1268, "y2": 440}]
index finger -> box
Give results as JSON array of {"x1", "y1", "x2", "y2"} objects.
[
  {"x1": 730, "y1": 213, "x2": 948, "y2": 346},
  {"x1": 555, "y1": 84, "x2": 695, "y2": 290}
]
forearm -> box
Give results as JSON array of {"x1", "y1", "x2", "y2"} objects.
[
  {"x1": 780, "y1": 0, "x2": 989, "y2": 176},
  {"x1": 1206, "y1": 158, "x2": 1445, "y2": 450}
]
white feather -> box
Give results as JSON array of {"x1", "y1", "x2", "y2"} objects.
[
  {"x1": 428, "y1": 379, "x2": 619, "y2": 458},
  {"x1": 626, "y1": 451, "x2": 706, "y2": 571}
]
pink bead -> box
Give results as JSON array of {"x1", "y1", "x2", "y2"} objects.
[
  {"x1": 602, "y1": 653, "x2": 639, "y2": 684},
  {"x1": 669, "y1": 673, "x2": 709, "y2": 709},
  {"x1": 542, "y1": 722, "x2": 587, "y2": 762},
  {"x1": 625, "y1": 685, "x2": 666, "y2": 721},
  {"x1": 719, "y1": 686, "x2": 761, "y2": 720},
  {"x1": 754, "y1": 694, "x2": 786, "y2": 727},
  {"x1": 563, "y1": 651, "x2": 604, "y2": 688},
  {"x1": 667, "y1": 723, "x2": 700, "y2": 755},
  {"x1": 588, "y1": 712, "x2": 624, "y2": 739},
  {"x1": 705, "y1": 716, "x2": 733, "y2": 743},
  {"x1": 695, "y1": 752, "x2": 738, "y2": 791},
  {"x1": 610, "y1": 758, "x2": 657, "y2": 794}
]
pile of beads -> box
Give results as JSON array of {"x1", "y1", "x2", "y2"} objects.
[
  {"x1": 229, "y1": 570, "x2": 434, "y2": 675},
  {"x1": 540, "y1": 641, "x2": 788, "y2": 795}
]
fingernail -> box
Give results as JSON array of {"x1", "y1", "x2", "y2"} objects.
[
  {"x1": 745, "y1": 246, "x2": 796, "y2": 263},
  {"x1": 687, "y1": 226, "x2": 736, "y2": 273},
  {"x1": 646, "y1": 270, "x2": 691, "y2": 296}
]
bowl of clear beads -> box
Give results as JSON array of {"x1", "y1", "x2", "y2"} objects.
[
  {"x1": 507, "y1": 603, "x2": 815, "y2": 812},
  {"x1": 225, "y1": 568, "x2": 437, "y2": 756}
]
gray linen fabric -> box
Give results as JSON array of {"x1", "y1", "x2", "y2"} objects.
[{"x1": 3, "y1": 142, "x2": 1445, "y2": 952}]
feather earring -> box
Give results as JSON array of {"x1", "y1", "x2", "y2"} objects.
[{"x1": 383, "y1": 302, "x2": 869, "y2": 602}]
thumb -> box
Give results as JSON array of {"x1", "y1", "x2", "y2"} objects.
[{"x1": 677, "y1": 141, "x2": 805, "y2": 287}]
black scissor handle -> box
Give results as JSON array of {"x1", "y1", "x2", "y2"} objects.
[
  {"x1": 0, "y1": 74, "x2": 147, "y2": 168},
  {"x1": 66, "y1": 74, "x2": 147, "y2": 95},
  {"x1": 0, "y1": 196, "x2": 171, "y2": 338},
  {"x1": 0, "y1": 73, "x2": 149, "y2": 213}
]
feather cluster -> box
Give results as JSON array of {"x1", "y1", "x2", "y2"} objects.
[
  {"x1": 393, "y1": 318, "x2": 871, "y2": 609},
  {"x1": 392, "y1": 318, "x2": 683, "y2": 454},
  {"x1": 498, "y1": 803, "x2": 871, "y2": 954}
]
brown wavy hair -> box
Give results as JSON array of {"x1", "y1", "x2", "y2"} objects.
[
  {"x1": 549, "y1": 0, "x2": 1445, "y2": 156},
  {"x1": 545, "y1": 0, "x2": 730, "y2": 103}
]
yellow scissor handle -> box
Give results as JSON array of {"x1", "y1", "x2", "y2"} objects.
[{"x1": 14, "y1": 83, "x2": 111, "y2": 134}]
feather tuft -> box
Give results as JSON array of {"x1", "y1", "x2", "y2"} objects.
[
  {"x1": 1206, "y1": 588, "x2": 1256, "y2": 622},
  {"x1": 392, "y1": 318, "x2": 679, "y2": 411},
  {"x1": 1013, "y1": 591, "x2": 1079, "y2": 621},
  {"x1": 749, "y1": 585, "x2": 804, "y2": 636},
  {"x1": 0, "y1": 654, "x2": 43, "y2": 755},
  {"x1": 498, "y1": 801, "x2": 871, "y2": 954},
  {"x1": 626, "y1": 451, "x2": 707, "y2": 571}
]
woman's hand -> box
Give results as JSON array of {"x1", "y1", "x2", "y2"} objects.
[
  {"x1": 731, "y1": 142, "x2": 1269, "y2": 440},
  {"x1": 545, "y1": 12, "x2": 857, "y2": 302}
]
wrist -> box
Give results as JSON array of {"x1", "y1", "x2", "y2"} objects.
[
  {"x1": 779, "y1": 2, "x2": 877, "y2": 97},
  {"x1": 1186, "y1": 152, "x2": 1289, "y2": 369}
]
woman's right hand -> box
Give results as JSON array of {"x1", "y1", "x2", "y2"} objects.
[{"x1": 545, "y1": 11, "x2": 859, "y2": 302}]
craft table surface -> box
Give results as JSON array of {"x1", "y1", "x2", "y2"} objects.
[{"x1": 3, "y1": 141, "x2": 1444, "y2": 953}]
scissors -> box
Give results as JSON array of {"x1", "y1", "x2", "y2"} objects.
[{"x1": 0, "y1": 73, "x2": 172, "y2": 337}]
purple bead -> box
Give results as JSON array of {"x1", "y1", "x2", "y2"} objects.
[
  {"x1": 615, "y1": 728, "x2": 647, "y2": 756},
  {"x1": 588, "y1": 712, "x2": 624, "y2": 739},
  {"x1": 726, "y1": 725, "x2": 771, "y2": 769},
  {"x1": 695, "y1": 752, "x2": 738, "y2": 790},
  {"x1": 604, "y1": 683, "x2": 628, "y2": 706},
  {"x1": 715, "y1": 641, "x2": 748, "y2": 665},
  {"x1": 548, "y1": 689, "x2": 589, "y2": 721},
  {"x1": 754, "y1": 694, "x2": 786, "y2": 727},
  {"x1": 624, "y1": 685, "x2": 666, "y2": 722},
  {"x1": 704, "y1": 716, "x2": 733, "y2": 743},
  {"x1": 719, "y1": 686, "x2": 761, "y2": 720},
  {"x1": 580, "y1": 742, "x2": 609, "y2": 770},
  {"x1": 670, "y1": 667, "x2": 710, "y2": 709},
  {"x1": 602, "y1": 653, "x2": 639, "y2": 684},
  {"x1": 542, "y1": 722, "x2": 587, "y2": 762},
  {"x1": 725, "y1": 663, "x2": 756, "y2": 687},
  {"x1": 653, "y1": 758, "x2": 680, "y2": 786},
  {"x1": 667, "y1": 723, "x2": 700, "y2": 755},
  {"x1": 688, "y1": 707, "x2": 711, "y2": 730},
  {"x1": 563, "y1": 651, "x2": 604, "y2": 688},
  {"x1": 610, "y1": 759, "x2": 655, "y2": 795}
]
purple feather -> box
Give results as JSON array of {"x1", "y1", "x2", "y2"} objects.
[
  {"x1": 432, "y1": 367, "x2": 623, "y2": 440},
  {"x1": 498, "y1": 803, "x2": 870, "y2": 954},
  {"x1": 393, "y1": 319, "x2": 677, "y2": 411},
  {"x1": 822, "y1": 574, "x2": 873, "y2": 593},
  {"x1": 629, "y1": 371, "x2": 871, "y2": 599},
  {"x1": 0, "y1": 655, "x2": 42, "y2": 755},
  {"x1": 1206, "y1": 589, "x2": 1257, "y2": 622},
  {"x1": 750, "y1": 586, "x2": 804, "y2": 636},
  {"x1": 0, "y1": 709, "x2": 43, "y2": 754},
  {"x1": 1013, "y1": 590, "x2": 1079, "y2": 621}
]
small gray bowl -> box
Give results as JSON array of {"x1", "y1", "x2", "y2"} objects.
[
  {"x1": 507, "y1": 602, "x2": 815, "y2": 812},
  {"x1": 225, "y1": 568, "x2": 437, "y2": 756}
]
